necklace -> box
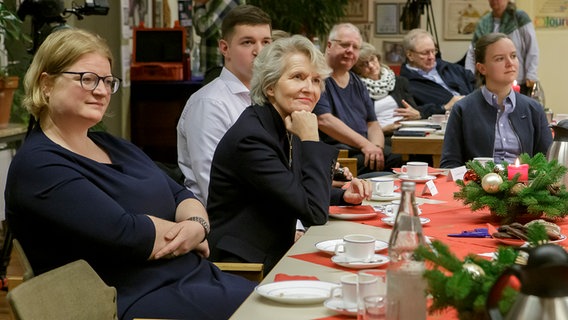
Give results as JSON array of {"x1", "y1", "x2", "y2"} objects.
[{"x1": 287, "y1": 132, "x2": 293, "y2": 168}]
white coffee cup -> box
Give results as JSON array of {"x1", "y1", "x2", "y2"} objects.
[
  {"x1": 330, "y1": 273, "x2": 378, "y2": 309},
  {"x1": 473, "y1": 157, "x2": 494, "y2": 165},
  {"x1": 428, "y1": 114, "x2": 445, "y2": 124},
  {"x1": 370, "y1": 177, "x2": 395, "y2": 196},
  {"x1": 400, "y1": 161, "x2": 428, "y2": 178},
  {"x1": 335, "y1": 234, "x2": 376, "y2": 260}
]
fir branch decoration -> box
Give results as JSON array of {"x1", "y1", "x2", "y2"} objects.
[
  {"x1": 415, "y1": 224, "x2": 551, "y2": 319},
  {"x1": 454, "y1": 153, "x2": 568, "y2": 222},
  {"x1": 416, "y1": 241, "x2": 519, "y2": 319}
]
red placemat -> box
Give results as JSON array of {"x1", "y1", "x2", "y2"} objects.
[
  {"x1": 273, "y1": 273, "x2": 319, "y2": 281},
  {"x1": 329, "y1": 205, "x2": 376, "y2": 214}
]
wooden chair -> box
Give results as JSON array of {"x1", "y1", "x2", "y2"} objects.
[
  {"x1": 7, "y1": 259, "x2": 118, "y2": 320},
  {"x1": 6, "y1": 239, "x2": 34, "y2": 291},
  {"x1": 337, "y1": 149, "x2": 357, "y2": 177},
  {"x1": 213, "y1": 262, "x2": 264, "y2": 283}
]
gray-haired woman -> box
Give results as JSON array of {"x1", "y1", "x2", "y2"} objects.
[{"x1": 207, "y1": 35, "x2": 371, "y2": 273}]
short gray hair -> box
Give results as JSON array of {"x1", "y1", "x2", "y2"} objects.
[
  {"x1": 250, "y1": 35, "x2": 331, "y2": 105},
  {"x1": 328, "y1": 23, "x2": 362, "y2": 42},
  {"x1": 402, "y1": 28, "x2": 434, "y2": 52}
]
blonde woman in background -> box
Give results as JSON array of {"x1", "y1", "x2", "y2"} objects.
[{"x1": 352, "y1": 42, "x2": 420, "y2": 136}]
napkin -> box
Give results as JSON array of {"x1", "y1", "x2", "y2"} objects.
[
  {"x1": 274, "y1": 273, "x2": 319, "y2": 282},
  {"x1": 329, "y1": 205, "x2": 376, "y2": 214}
]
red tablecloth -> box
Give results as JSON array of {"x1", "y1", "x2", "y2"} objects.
[{"x1": 295, "y1": 175, "x2": 568, "y2": 319}]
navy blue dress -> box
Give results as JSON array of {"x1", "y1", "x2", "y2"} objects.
[{"x1": 5, "y1": 126, "x2": 255, "y2": 319}]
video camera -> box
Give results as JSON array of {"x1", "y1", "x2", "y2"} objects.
[{"x1": 17, "y1": 0, "x2": 110, "y2": 53}]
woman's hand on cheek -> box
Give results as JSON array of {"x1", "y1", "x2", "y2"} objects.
[{"x1": 285, "y1": 111, "x2": 319, "y2": 141}]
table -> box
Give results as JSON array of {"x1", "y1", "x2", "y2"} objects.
[
  {"x1": 230, "y1": 175, "x2": 568, "y2": 319},
  {"x1": 391, "y1": 134, "x2": 444, "y2": 167}
]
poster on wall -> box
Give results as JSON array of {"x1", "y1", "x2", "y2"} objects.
[
  {"x1": 345, "y1": 0, "x2": 369, "y2": 23},
  {"x1": 444, "y1": 0, "x2": 491, "y2": 40},
  {"x1": 375, "y1": 3, "x2": 399, "y2": 35},
  {"x1": 533, "y1": 0, "x2": 568, "y2": 29}
]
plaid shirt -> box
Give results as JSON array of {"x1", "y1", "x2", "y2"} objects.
[{"x1": 193, "y1": 0, "x2": 244, "y2": 72}]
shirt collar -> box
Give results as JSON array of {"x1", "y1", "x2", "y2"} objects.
[
  {"x1": 481, "y1": 86, "x2": 516, "y2": 111},
  {"x1": 405, "y1": 61, "x2": 438, "y2": 76}
]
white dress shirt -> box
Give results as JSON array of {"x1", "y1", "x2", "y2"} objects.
[{"x1": 177, "y1": 67, "x2": 250, "y2": 204}]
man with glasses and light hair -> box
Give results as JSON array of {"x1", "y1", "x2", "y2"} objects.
[
  {"x1": 313, "y1": 23, "x2": 401, "y2": 176},
  {"x1": 400, "y1": 28, "x2": 476, "y2": 119}
]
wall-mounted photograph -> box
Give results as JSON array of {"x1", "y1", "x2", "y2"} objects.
[
  {"x1": 375, "y1": 3, "x2": 399, "y2": 35},
  {"x1": 444, "y1": 0, "x2": 490, "y2": 40},
  {"x1": 344, "y1": 0, "x2": 369, "y2": 23},
  {"x1": 383, "y1": 41, "x2": 404, "y2": 65}
]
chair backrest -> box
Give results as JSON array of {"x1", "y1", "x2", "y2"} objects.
[
  {"x1": 7, "y1": 259, "x2": 118, "y2": 320},
  {"x1": 213, "y1": 262, "x2": 264, "y2": 283},
  {"x1": 6, "y1": 239, "x2": 34, "y2": 291}
]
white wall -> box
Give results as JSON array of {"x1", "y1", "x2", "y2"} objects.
[{"x1": 368, "y1": 0, "x2": 568, "y2": 115}]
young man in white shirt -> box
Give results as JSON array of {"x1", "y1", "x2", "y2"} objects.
[{"x1": 177, "y1": 5, "x2": 272, "y2": 204}]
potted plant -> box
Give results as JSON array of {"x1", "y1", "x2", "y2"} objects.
[
  {"x1": 0, "y1": 2, "x2": 32, "y2": 127},
  {"x1": 248, "y1": 0, "x2": 348, "y2": 40}
]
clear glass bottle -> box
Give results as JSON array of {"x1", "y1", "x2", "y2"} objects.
[
  {"x1": 386, "y1": 181, "x2": 427, "y2": 320},
  {"x1": 530, "y1": 81, "x2": 546, "y2": 108}
]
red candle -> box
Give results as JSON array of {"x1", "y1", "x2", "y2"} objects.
[
  {"x1": 512, "y1": 80, "x2": 521, "y2": 93},
  {"x1": 507, "y1": 158, "x2": 529, "y2": 181}
]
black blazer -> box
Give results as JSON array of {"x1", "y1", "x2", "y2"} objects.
[{"x1": 207, "y1": 103, "x2": 340, "y2": 272}]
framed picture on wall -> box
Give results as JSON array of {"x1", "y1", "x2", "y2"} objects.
[
  {"x1": 375, "y1": 3, "x2": 399, "y2": 35},
  {"x1": 344, "y1": 0, "x2": 369, "y2": 23},
  {"x1": 444, "y1": 0, "x2": 491, "y2": 40},
  {"x1": 383, "y1": 41, "x2": 405, "y2": 65}
]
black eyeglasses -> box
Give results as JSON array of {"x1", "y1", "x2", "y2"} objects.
[
  {"x1": 411, "y1": 49, "x2": 438, "y2": 57},
  {"x1": 330, "y1": 39, "x2": 361, "y2": 51},
  {"x1": 61, "y1": 71, "x2": 121, "y2": 94}
]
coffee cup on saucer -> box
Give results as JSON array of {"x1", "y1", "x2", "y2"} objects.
[
  {"x1": 335, "y1": 234, "x2": 376, "y2": 261},
  {"x1": 400, "y1": 161, "x2": 428, "y2": 179},
  {"x1": 369, "y1": 177, "x2": 395, "y2": 197}
]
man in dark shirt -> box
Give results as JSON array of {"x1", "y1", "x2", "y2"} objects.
[{"x1": 313, "y1": 23, "x2": 401, "y2": 175}]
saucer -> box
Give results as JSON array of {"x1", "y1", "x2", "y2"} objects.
[
  {"x1": 371, "y1": 193, "x2": 401, "y2": 201},
  {"x1": 376, "y1": 204, "x2": 422, "y2": 216},
  {"x1": 315, "y1": 239, "x2": 388, "y2": 255},
  {"x1": 331, "y1": 254, "x2": 389, "y2": 269},
  {"x1": 324, "y1": 298, "x2": 357, "y2": 316},
  {"x1": 381, "y1": 217, "x2": 430, "y2": 226},
  {"x1": 255, "y1": 280, "x2": 339, "y2": 304},
  {"x1": 398, "y1": 174, "x2": 437, "y2": 183}
]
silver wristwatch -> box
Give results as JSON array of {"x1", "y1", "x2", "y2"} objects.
[{"x1": 187, "y1": 216, "x2": 210, "y2": 242}]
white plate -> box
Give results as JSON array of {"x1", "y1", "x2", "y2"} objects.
[
  {"x1": 370, "y1": 193, "x2": 401, "y2": 201},
  {"x1": 315, "y1": 239, "x2": 388, "y2": 255},
  {"x1": 329, "y1": 211, "x2": 377, "y2": 220},
  {"x1": 331, "y1": 254, "x2": 389, "y2": 269},
  {"x1": 381, "y1": 217, "x2": 430, "y2": 226},
  {"x1": 399, "y1": 120, "x2": 434, "y2": 127},
  {"x1": 398, "y1": 174, "x2": 437, "y2": 182},
  {"x1": 255, "y1": 280, "x2": 338, "y2": 304},
  {"x1": 398, "y1": 127, "x2": 437, "y2": 133},
  {"x1": 434, "y1": 130, "x2": 445, "y2": 135},
  {"x1": 324, "y1": 298, "x2": 357, "y2": 316}
]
